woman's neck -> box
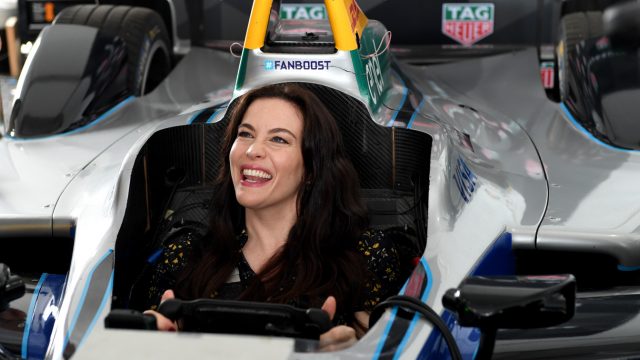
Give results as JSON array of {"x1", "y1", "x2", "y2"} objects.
[{"x1": 242, "y1": 204, "x2": 297, "y2": 273}]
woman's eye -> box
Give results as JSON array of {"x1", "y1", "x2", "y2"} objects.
[
  {"x1": 271, "y1": 136, "x2": 289, "y2": 144},
  {"x1": 238, "y1": 130, "x2": 253, "y2": 138}
]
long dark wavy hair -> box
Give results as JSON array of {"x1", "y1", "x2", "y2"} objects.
[{"x1": 175, "y1": 83, "x2": 369, "y2": 317}]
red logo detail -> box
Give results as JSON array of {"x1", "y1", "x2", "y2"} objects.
[
  {"x1": 349, "y1": 2, "x2": 359, "y2": 31},
  {"x1": 540, "y1": 64, "x2": 555, "y2": 89},
  {"x1": 442, "y1": 21, "x2": 493, "y2": 46},
  {"x1": 404, "y1": 264, "x2": 426, "y2": 298}
]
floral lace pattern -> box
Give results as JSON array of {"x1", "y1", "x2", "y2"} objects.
[{"x1": 144, "y1": 229, "x2": 402, "y2": 314}]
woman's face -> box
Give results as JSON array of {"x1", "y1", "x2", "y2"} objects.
[{"x1": 229, "y1": 98, "x2": 305, "y2": 212}]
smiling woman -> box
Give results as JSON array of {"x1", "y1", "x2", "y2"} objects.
[
  {"x1": 230, "y1": 97, "x2": 305, "y2": 218},
  {"x1": 140, "y1": 83, "x2": 402, "y2": 345}
]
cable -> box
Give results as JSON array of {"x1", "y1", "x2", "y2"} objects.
[
  {"x1": 370, "y1": 295, "x2": 463, "y2": 360},
  {"x1": 230, "y1": 42, "x2": 244, "y2": 58},
  {"x1": 360, "y1": 31, "x2": 393, "y2": 59}
]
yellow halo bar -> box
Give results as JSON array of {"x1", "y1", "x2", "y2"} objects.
[
  {"x1": 242, "y1": 0, "x2": 367, "y2": 51},
  {"x1": 325, "y1": 0, "x2": 368, "y2": 51},
  {"x1": 244, "y1": 0, "x2": 273, "y2": 50}
]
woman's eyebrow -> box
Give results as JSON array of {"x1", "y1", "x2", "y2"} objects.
[
  {"x1": 269, "y1": 128, "x2": 297, "y2": 139},
  {"x1": 238, "y1": 123, "x2": 254, "y2": 130}
]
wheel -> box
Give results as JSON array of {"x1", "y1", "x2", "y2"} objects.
[
  {"x1": 54, "y1": 5, "x2": 172, "y2": 95},
  {"x1": 557, "y1": 11, "x2": 603, "y2": 102}
]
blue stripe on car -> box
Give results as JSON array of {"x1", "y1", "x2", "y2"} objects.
[
  {"x1": 65, "y1": 96, "x2": 135, "y2": 136},
  {"x1": 77, "y1": 271, "x2": 114, "y2": 349},
  {"x1": 560, "y1": 103, "x2": 639, "y2": 153},
  {"x1": 386, "y1": 71, "x2": 408, "y2": 127},
  {"x1": 6, "y1": 96, "x2": 135, "y2": 142},
  {"x1": 417, "y1": 232, "x2": 516, "y2": 359},
  {"x1": 418, "y1": 311, "x2": 481, "y2": 360},
  {"x1": 618, "y1": 264, "x2": 640, "y2": 272},
  {"x1": 470, "y1": 232, "x2": 516, "y2": 277},
  {"x1": 22, "y1": 273, "x2": 47, "y2": 359},
  {"x1": 373, "y1": 307, "x2": 399, "y2": 360},
  {"x1": 206, "y1": 108, "x2": 226, "y2": 123},
  {"x1": 22, "y1": 274, "x2": 67, "y2": 359},
  {"x1": 187, "y1": 108, "x2": 207, "y2": 125},
  {"x1": 63, "y1": 250, "x2": 113, "y2": 351},
  {"x1": 407, "y1": 98, "x2": 427, "y2": 129},
  {"x1": 392, "y1": 258, "x2": 434, "y2": 359}
]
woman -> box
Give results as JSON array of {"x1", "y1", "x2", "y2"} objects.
[{"x1": 144, "y1": 83, "x2": 401, "y2": 347}]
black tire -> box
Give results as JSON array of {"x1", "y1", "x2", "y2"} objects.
[
  {"x1": 557, "y1": 11, "x2": 603, "y2": 102},
  {"x1": 55, "y1": 5, "x2": 171, "y2": 95},
  {"x1": 52, "y1": 5, "x2": 81, "y2": 24},
  {"x1": 85, "y1": 5, "x2": 115, "y2": 28},
  {"x1": 120, "y1": 7, "x2": 172, "y2": 95}
]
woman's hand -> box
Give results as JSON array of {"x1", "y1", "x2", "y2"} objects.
[
  {"x1": 143, "y1": 290, "x2": 178, "y2": 331},
  {"x1": 318, "y1": 296, "x2": 357, "y2": 351}
]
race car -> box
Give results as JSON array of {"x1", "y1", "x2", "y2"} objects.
[{"x1": 1, "y1": 0, "x2": 640, "y2": 359}]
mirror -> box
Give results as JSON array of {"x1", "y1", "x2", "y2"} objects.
[{"x1": 442, "y1": 274, "x2": 576, "y2": 329}]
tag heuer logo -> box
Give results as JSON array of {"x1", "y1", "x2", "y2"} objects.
[
  {"x1": 280, "y1": 4, "x2": 327, "y2": 20},
  {"x1": 442, "y1": 3, "x2": 494, "y2": 46}
]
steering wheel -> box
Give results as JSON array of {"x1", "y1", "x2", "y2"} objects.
[{"x1": 106, "y1": 298, "x2": 332, "y2": 340}]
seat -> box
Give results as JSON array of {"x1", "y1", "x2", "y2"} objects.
[{"x1": 113, "y1": 83, "x2": 432, "y2": 310}]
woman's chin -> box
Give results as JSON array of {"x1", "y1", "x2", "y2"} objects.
[{"x1": 235, "y1": 193, "x2": 266, "y2": 209}]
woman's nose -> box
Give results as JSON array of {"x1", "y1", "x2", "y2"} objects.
[{"x1": 246, "y1": 142, "x2": 265, "y2": 159}]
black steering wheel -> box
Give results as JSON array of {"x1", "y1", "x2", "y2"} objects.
[{"x1": 105, "y1": 298, "x2": 332, "y2": 340}]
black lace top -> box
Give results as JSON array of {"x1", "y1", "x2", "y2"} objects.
[{"x1": 143, "y1": 229, "x2": 402, "y2": 321}]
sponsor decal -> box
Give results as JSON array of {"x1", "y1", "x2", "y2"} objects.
[
  {"x1": 453, "y1": 157, "x2": 477, "y2": 203},
  {"x1": 280, "y1": 3, "x2": 327, "y2": 20},
  {"x1": 442, "y1": 3, "x2": 494, "y2": 46},
  {"x1": 348, "y1": 1, "x2": 360, "y2": 31},
  {"x1": 264, "y1": 59, "x2": 332, "y2": 71},
  {"x1": 540, "y1": 61, "x2": 555, "y2": 89},
  {"x1": 344, "y1": 0, "x2": 368, "y2": 35},
  {"x1": 363, "y1": 39, "x2": 385, "y2": 105}
]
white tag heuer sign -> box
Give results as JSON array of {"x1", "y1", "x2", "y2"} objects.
[
  {"x1": 280, "y1": 3, "x2": 327, "y2": 20},
  {"x1": 442, "y1": 3, "x2": 494, "y2": 46}
]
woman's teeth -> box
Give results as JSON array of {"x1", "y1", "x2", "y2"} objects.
[{"x1": 243, "y1": 169, "x2": 272, "y2": 180}]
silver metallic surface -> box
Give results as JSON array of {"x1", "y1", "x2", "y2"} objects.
[
  {"x1": 3, "y1": 6, "x2": 640, "y2": 358},
  {"x1": 165, "y1": 0, "x2": 191, "y2": 55},
  {"x1": 237, "y1": 48, "x2": 362, "y2": 106}
]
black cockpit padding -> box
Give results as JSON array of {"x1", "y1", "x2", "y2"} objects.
[{"x1": 115, "y1": 83, "x2": 432, "y2": 309}]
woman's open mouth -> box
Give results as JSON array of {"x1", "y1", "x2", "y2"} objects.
[{"x1": 241, "y1": 168, "x2": 273, "y2": 186}]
